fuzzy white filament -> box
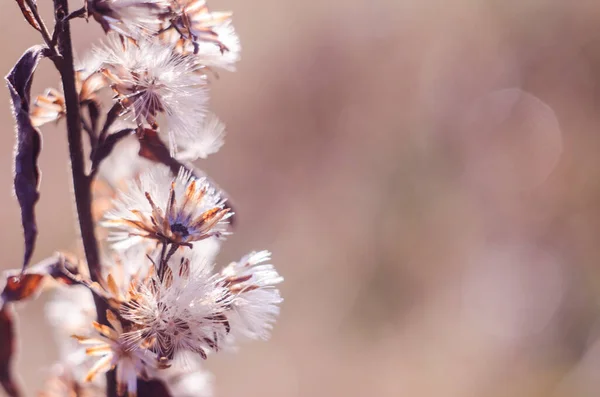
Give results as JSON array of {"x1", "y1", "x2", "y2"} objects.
[
  {"x1": 103, "y1": 165, "x2": 231, "y2": 250},
  {"x1": 95, "y1": 34, "x2": 209, "y2": 152},
  {"x1": 174, "y1": 113, "x2": 226, "y2": 161},
  {"x1": 221, "y1": 251, "x2": 284, "y2": 341},
  {"x1": 121, "y1": 252, "x2": 232, "y2": 359}
]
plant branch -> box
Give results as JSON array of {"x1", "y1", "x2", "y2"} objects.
[
  {"x1": 50, "y1": 0, "x2": 117, "y2": 396},
  {"x1": 24, "y1": 0, "x2": 57, "y2": 55},
  {"x1": 89, "y1": 128, "x2": 134, "y2": 180},
  {"x1": 98, "y1": 102, "x2": 125, "y2": 142}
]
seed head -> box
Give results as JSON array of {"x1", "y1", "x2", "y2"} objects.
[
  {"x1": 95, "y1": 35, "x2": 209, "y2": 152},
  {"x1": 103, "y1": 165, "x2": 231, "y2": 251},
  {"x1": 121, "y1": 251, "x2": 231, "y2": 360},
  {"x1": 219, "y1": 251, "x2": 283, "y2": 342},
  {"x1": 73, "y1": 310, "x2": 167, "y2": 397}
]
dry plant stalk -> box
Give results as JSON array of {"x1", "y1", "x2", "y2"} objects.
[{"x1": 2, "y1": 1, "x2": 282, "y2": 396}]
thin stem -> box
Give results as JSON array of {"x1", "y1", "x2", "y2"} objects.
[
  {"x1": 99, "y1": 102, "x2": 125, "y2": 143},
  {"x1": 51, "y1": 0, "x2": 101, "y2": 288},
  {"x1": 157, "y1": 241, "x2": 169, "y2": 279},
  {"x1": 50, "y1": 0, "x2": 117, "y2": 396},
  {"x1": 24, "y1": 0, "x2": 56, "y2": 54}
]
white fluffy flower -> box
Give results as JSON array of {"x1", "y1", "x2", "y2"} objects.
[
  {"x1": 103, "y1": 165, "x2": 231, "y2": 250},
  {"x1": 119, "y1": 248, "x2": 283, "y2": 361},
  {"x1": 46, "y1": 285, "x2": 98, "y2": 381},
  {"x1": 165, "y1": 369, "x2": 213, "y2": 397},
  {"x1": 190, "y1": 19, "x2": 240, "y2": 71},
  {"x1": 121, "y1": 250, "x2": 232, "y2": 360},
  {"x1": 73, "y1": 311, "x2": 166, "y2": 397},
  {"x1": 164, "y1": 0, "x2": 234, "y2": 53},
  {"x1": 220, "y1": 251, "x2": 283, "y2": 341},
  {"x1": 161, "y1": 18, "x2": 241, "y2": 72},
  {"x1": 87, "y1": 0, "x2": 169, "y2": 38},
  {"x1": 174, "y1": 113, "x2": 226, "y2": 161},
  {"x1": 95, "y1": 35, "x2": 209, "y2": 152}
]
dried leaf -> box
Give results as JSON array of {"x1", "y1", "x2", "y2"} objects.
[
  {"x1": 0, "y1": 305, "x2": 22, "y2": 397},
  {"x1": 1, "y1": 274, "x2": 44, "y2": 303},
  {"x1": 15, "y1": 0, "x2": 41, "y2": 32},
  {"x1": 138, "y1": 128, "x2": 182, "y2": 174},
  {"x1": 5, "y1": 46, "x2": 47, "y2": 270},
  {"x1": 0, "y1": 254, "x2": 80, "y2": 304}
]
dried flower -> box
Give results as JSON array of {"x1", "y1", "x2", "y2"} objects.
[
  {"x1": 159, "y1": 15, "x2": 240, "y2": 71},
  {"x1": 174, "y1": 113, "x2": 225, "y2": 161},
  {"x1": 30, "y1": 88, "x2": 65, "y2": 127},
  {"x1": 121, "y1": 252, "x2": 231, "y2": 360},
  {"x1": 73, "y1": 310, "x2": 166, "y2": 397},
  {"x1": 39, "y1": 364, "x2": 104, "y2": 397},
  {"x1": 120, "y1": 249, "x2": 283, "y2": 361},
  {"x1": 220, "y1": 251, "x2": 283, "y2": 341},
  {"x1": 161, "y1": 0, "x2": 233, "y2": 54},
  {"x1": 30, "y1": 58, "x2": 106, "y2": 128},
  {"x1": 86, "y1": 0, "x2": 169, "y2": 38},
  {"x1": 103, "y1": 165, "x2": 231, "y2": 250},
  {"x1": 7, "y1": 1, "x2": 283, "y2": 396},
  {"x1": 95, "y1": 35, "x2": 209, "y2": 151}
]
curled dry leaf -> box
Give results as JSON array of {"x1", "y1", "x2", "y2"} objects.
[
  {"x1": 138, "y1": 128, "x2": 184, "y2": 175},
  {"x1": 15, "y1": 0, "x2": 41, "y2": 32},
  {"x1": 0, "y1": 305, "x2": 22, "y2": 397},
  {"x1": 1, "y1": 254, "x2": 80, "y2": 305},
  {"x1": 5, "y1": 45, "x2": 47, "y2": 270}
]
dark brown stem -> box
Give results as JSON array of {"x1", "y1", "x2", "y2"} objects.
[
  {"x1": 157, "y1": 241, "x2": 169, "y2": 279},
  {"x1": 24, "y1": 0, "x2": 57, "y2": 55},
  {"x1": 50, "y1": 0, "x2": 117, "y2": 396}
]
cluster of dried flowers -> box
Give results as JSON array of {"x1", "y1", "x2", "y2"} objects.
[{"x1": 2, "y1": 1, "x2": 282, "y2": 396}]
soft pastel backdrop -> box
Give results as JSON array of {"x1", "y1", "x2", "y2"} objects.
[{"x1": 3, "y1": 0, "x2": 600, "y2": 396}]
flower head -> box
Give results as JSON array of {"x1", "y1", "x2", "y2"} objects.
[
  {"x1": 73, "y1": 310, "x2": 166, "y2": 397},
  {"x1": 174, "y1": 113, "x2": 225, "y2": 161},
  {"x1": 87, "y1": 0, "x2": 169, "y2": 38},
  {"x1": 120, "y1": 248, "x2": 283, "y2": 361},
  {"x1": 30, "y1": 56, "x2": 107, "y2": 128},
  {"x1": 161, "y1": 0, "x2": 233, "y2": 54},
  {"x1": 103, "y1": 165, "x2": 231, "y2": 250},
  {"x1": 159, "y1": 9, "x2": 240, "y2": 71},
  {"x1": 219, "y1": 251, "x2": 283, "y2": 341},
  {"x1": 95, "y1": 35, "x2": 209, "y2": 152},
  {"x1": 31, "y1": 88, "x2": 65, "y2": 127},
  {"x1": 121, "y1": 251, "x2": 231, "y2": 360}
]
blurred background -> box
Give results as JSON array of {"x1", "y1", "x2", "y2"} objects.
[{"x1": 4, "y1": 0, "x2": 600, "y2": 396}]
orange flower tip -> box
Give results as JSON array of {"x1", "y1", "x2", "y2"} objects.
[{"x1": 84, "y1": 373, "x2": 96, "y2": 383}]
